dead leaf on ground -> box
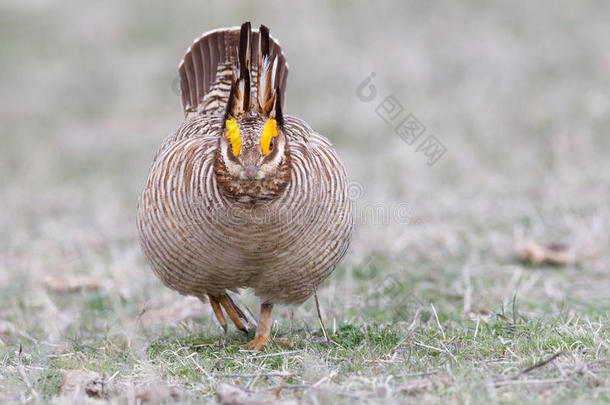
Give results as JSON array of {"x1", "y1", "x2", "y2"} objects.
[
  {"x1": 41, "y1": 274, "x2": 102, "y2": 293},
  {"x1": 60, "y1": 370, "x2": 105, "y2": 398},
  {"x1": 132, "y1": 387, "x2": 185, "y2": 404},
  {"x1": 514, "y1": 240, "x2": 575, "y2": 266},
  {"x1": 216, "y1": 383, "x2": 296, "y2": 405},
  {"x1": 135, "y1": 296, "x2": 209, "y2": 328}
]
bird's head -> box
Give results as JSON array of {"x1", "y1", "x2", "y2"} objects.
[
  {"x1": 218, "y1": 112, "x2": 287, "y2": 182},
  {"x1": 213, "y1": 22, "x2": 291, "y2": 201}
]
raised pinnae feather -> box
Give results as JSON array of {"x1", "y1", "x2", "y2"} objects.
[
  {"x1": 259, "y1": 25, "x2": 270, "y2": 58},
  {"x1": 236, "y1": 22, "x2": 252, "y2": 115},
  {"x1": 224, "y1": 73, "x2": 239, "y2": 120},
  {"x1": 273, "y1": 85, "x2": 284, "y2": 126},
  {"x1": 257, "y1": 55, "x2": 276, "y2": 116},
  {"x1": 238, "y1": 22, "x2": 251, "y2": 80},
  {"x1": 257, "y1": 24, "x2": 272, "y2": 115},
  {"x1": 241, "y1": 66, "x2": 251, "y2": 113}
]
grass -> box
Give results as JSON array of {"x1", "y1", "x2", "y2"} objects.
[
  {"x1": 1, "y1": 262, "x2": 608, "y2": 403},
  {"x1": 1, "y1": 0, "x2": 609, "y2": 403}
]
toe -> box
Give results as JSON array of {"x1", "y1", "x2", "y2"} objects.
[{"x1": 241, "y1": 335, "x2": 270, "y2": 351}]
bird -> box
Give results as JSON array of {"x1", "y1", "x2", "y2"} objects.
[{"x1": 136, "y1": 22, "x2": 353, "y2": 350}]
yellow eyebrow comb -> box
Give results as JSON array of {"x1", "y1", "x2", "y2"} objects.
[
  {"x1": 260, "y1": 119, "x2": 278, "y2": 155},
  {"x1": 225, "y1": 119, "x2": 241, "y2": 156}
]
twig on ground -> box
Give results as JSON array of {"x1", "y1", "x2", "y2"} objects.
[
  {"x1": 213, "y1": 372, "x2": 295, "y2": 379},
  {"x1": 106, "y1": 371, "x2": 120, "y2": 383},
  {"x1": 497, "y1": 378, "x2": 568, "y2": 386},
  {"x1": 431, "y1": 303, "x2": 446, "y2": 340},
  {"x1": 515, "y1": 351, "x2": 565, "y2": 378},
  {"x1": 191, "y1": 356, "x2": 212, "y2": 379},
  {"x1": 413, "y1": 341, "x2": 456, "y2": 362},
  {"x1": 265, "y1": 384, "x2": 360, "y2": 399},
  {"x1": 312, "y1": 370, "x2": 338, "y2": 388},
  {"x1": 395, "y1": 370, "x2": 441, "y2": 379},
  {"x1": 413, "y1": 341, "x2": 444, "y2": 353},
  {"x1": 314, "y1": 290, "x2": 331, "y2": 344},
  {"x1": 250, "y1": 350, "x2": 300, "y2": 359},
  {"x1": 439, "y1": 341, "x2": 458, "y2": 363}
]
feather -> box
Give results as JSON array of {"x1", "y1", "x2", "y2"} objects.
[{"x1": 178, "y1": 22, "x2": 289, "y2": 118}]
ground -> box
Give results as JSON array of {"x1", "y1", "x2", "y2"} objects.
[{"x1": 0, "y1": 0, "x2": 609, "y2": 404}]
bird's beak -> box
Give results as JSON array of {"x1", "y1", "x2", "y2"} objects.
[{"x1": 245, "y1": 162, "x2": 258, "y2": 180}]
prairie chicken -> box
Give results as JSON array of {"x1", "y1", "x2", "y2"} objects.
[{"x1": 136, "y1": 22, "x2": 353, "y2": 350}]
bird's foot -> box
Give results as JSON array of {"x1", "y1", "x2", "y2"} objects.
[
  {"x1": 241, "y1": 335, "x2": 270, "y2": 351},
  {"x1": 241, "y1": 335, "x2": 293, "y2": 351}
]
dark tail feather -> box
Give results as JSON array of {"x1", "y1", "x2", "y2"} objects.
[{"x1": 238, "y1": 22, "x2": 251, "y2": 80}]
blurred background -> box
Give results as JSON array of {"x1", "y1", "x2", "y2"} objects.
[{"x1": 0, "y1": 0, "x2": 608, "y2": 399}]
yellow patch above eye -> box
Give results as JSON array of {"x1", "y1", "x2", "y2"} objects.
[
  {"x1": 225, "y1": 119, "x2": 241, "y2": 156},
  {"x1": 260, "y1": 119, "x2": 278, "y2": 156}
]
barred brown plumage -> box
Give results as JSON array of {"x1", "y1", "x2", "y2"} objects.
[{"x1": 136, "y1": 22, "x2": 353, "y2": 350}]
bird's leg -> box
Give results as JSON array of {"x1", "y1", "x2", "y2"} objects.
[
  {"x1": 218, "y1": 294, "x2": 249, "y2": 334},
  {"x1": 222, "y1": 293, "x2": 250, "y2": 326},
  {"x1": 242, "y1": 302, "x2": 274, "y2": 351},
  {"x1": 208, "y1": 294, "x2": 227, "y2": 333}
]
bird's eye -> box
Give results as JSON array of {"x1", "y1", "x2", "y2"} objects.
[
  {"x1": 269, "y1": 138, "x2": 275, "y2": 150},
  {"x1": 260, "y1": 119, "x2": 278, "y2": 156}
]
